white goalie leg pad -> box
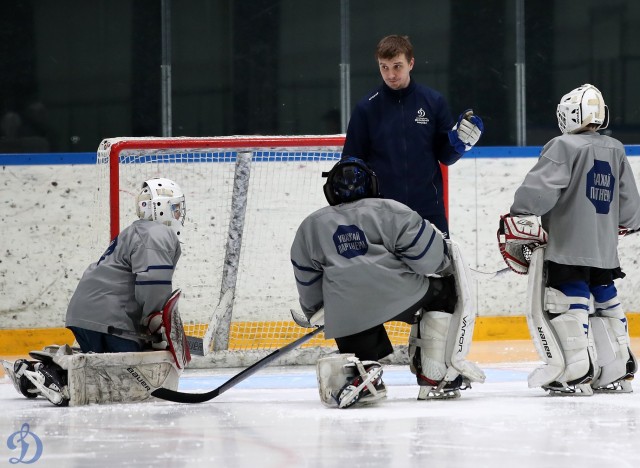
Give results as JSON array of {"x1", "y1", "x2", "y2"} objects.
[
  {"x1": 40, "y1": 350, "x2": 181, "y2": 406},
  {"x1": 525, "y1": 247, "x2": 566, "y2": 387},
  {"x1": 409, "y1": 311, "x2": 450, "y2": 383},
  {"x1": 526, "y1": 247, "x2": 594, "y2": 391},
  {"x1": 443, "y1": 240, "x2": 485, "y2": 384},
  {"x1": 548, "y1": 308, "x2": 591, "y2": 383},
  {"x1": 316, "y1": 354, "x2": 386, "y2": 408},
  {"x1": 408, "y1": 241, "x2": 485, "y2": 400},
  {"x1": 590, "y1": 309, "x2": 636, "y2": 390}
]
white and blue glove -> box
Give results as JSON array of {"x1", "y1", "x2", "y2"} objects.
[{"x1": 448, "y1": 109, "x2": 484, "y2": 153}]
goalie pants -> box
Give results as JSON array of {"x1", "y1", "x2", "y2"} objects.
[
  {"x1": 69, "y1": 326, "x2": 143, "y2": 353},
  {"x1": 334, "y1": 276, "x2": 456, "y2": 361},
  {"x1": 547, "y1": 261, "x2": 625, "y2": 288}
]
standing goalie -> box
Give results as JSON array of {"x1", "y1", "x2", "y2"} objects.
[
  {"x1": 499, "y1": 84, "x2": 640, "y2": 395},
  {"x1": 291, "y1": 157, "x2": 485, "y2": 408},
  {"x1": 3, "y1": 178, "x2": 188, "y2": 406}
]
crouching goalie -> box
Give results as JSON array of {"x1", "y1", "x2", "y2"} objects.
[
  {"x1": 291, "y1": 158, "x2": 485, "y2": 408},
  {"x1": 2, "y1": 178, "x2": 190, "y2": 406},
  {"x1": 499, "y1": 83, "x2": 640, "y2": 395}
]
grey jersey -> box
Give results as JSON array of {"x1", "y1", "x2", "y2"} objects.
[
  {"x1": 291, "y1": 198, "x2": 449, "y2": 339},
  {"x1": 66, "y1": 219, "x2": 181, "y2": 339},
  {"x1": 511, "y1": 131, "x2": 640, "y2": 268}
]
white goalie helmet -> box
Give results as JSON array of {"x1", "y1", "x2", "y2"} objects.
[
  {"x1": 136, "y1": 177, "x2": 186, "y2": 238},
  {"x1": 556, "y1": 83, "x2": 609, "y2": 134}
]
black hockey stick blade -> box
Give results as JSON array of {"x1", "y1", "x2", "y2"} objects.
[
  {"x1": 151, "y1": 325, "x2": 325, "y2": 404},
  {"x1": 106, "y1": 325, "x2": 205, "y2": 356}
]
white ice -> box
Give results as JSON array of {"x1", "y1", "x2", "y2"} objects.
[{"x1": 2, "y1": 362, "x2": 639, "y2": 467}]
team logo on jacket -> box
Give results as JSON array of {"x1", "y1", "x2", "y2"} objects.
[
  {"x1": 415, "y1": 108, "x2": 429, "y2": 125},
  {"x1": 586, "y1": 160, "x2": 614, "y2": 214},
  {"x1": 333, "y1": 225, "x2": 368, "y2": 259}
]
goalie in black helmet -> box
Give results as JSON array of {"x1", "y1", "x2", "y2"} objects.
[{"x1": 291, "y1": 157, "x2": 485, "y2": 408}]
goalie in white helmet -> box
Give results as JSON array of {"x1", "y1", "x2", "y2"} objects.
[
  {"x1": 291, "y1": 158, "x2": 485, "y2": 408},
  {"x1": 500, "y1": 84, "x2": 640, "y2": 395},
  {"x1": 5, "y1": 178, "x2": 186, "y2": 406}
]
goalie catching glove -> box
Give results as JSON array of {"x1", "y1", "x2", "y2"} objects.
[
  {"x1": 497, "y1": 214, "x2": 548, "y2": 275},
  {"x1": 448, "y1": 109, "x2": 484, "y2": 153},
  {"x1": 141, "y1": 311, "x2": 169, "y2": 350}
]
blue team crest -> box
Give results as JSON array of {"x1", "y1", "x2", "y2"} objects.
[
  {"x1": 586, "y1": 160, "x2": 615, "y2": 214},
  {"x1": 333, "y1": 225, "x2": 368, "y2": 259}
]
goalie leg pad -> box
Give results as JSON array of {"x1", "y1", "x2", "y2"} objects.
[
  {"x1": 590, "y1": 314, "x2": 636, "y2": 392},
  {"x1": 408, "y1": 241, "x2": 486, "y2": 400},
  {"x1": 16, "y1": 347, "x2": 181, "y2": 406},
  {"x1": 409, "y1": 311, "x2": 451, "y2": 383},
  {"x1": 547, "y1": 310, "x2": 591, "y2": 383},
  {"x1": 316, "y1": 354, "x2": 386, "y2": 408},
  {"x1": 63, "y1": 351, "x2": 180, "y2": 406},
  {"x1": 525, "y1": 247, "x2": 565, "y2": 387},
  {"x1": 590, "y1": 283, "x2": 636, "y2": 391},
  {"x1": 526, "y1": 249, "x2": 595, "y2": 394}
]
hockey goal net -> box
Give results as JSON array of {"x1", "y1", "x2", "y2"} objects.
[{"x1": 96, "y1": 136, "x2": 430, "y2": 367}]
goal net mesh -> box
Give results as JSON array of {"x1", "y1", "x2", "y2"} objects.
[{"x1": 96, "y1": 136, "x2": 412, "y2": 367}]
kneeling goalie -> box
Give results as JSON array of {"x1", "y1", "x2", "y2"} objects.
[
  {"x1": 499, "y1": 83, "x2": 639, "y2": 395},
  {"x1": 291, "y1": 158, "x2": 485, "y2": 408},
  {"x1": 2, "y1": 178, "x2": 190, "y2": 406}
]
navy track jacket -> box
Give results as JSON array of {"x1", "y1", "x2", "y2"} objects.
[{"x1": 342, "y1": 79, "x2": 461, "y2": 223}]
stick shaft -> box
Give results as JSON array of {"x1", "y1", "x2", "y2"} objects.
[{"x1": 152, "y1": 326, "x2": 324, "y2": 403}]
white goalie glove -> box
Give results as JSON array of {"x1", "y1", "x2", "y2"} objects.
[
  {"x1": 448, "y1": 109, "x2": 484, "y2": 153},
  {"x1": 497, "y1": 214, "x2": 548, "y2": 275}
]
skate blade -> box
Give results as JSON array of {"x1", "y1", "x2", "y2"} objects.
[
  {"x1": 417, "y1": 387, "x2": 461, "y2": 400},
  {"x1": 543, "y1": 383, "x2": 593, "y2": 396},
  {"x1": 1, "y1": 360, "x2": 22, "y2": 394},
  {"x1": 592, "y1": 379, "x2": 633, "y2": 394}
]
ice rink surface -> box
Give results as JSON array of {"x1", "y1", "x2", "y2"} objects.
[{"x1": 1, "y1": 359, "x2": 639, "y2": 468}]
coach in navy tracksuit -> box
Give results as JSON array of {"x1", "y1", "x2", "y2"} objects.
[{"x1": 342, "y1": 35, "x2": 484, "y2": 237}]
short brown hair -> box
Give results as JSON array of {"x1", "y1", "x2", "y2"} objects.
[{"x1": 375, "y1": 35, "x2": 414, "y2": 62}]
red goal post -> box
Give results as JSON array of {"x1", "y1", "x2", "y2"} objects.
[{"x1": 96, "y1": 135, "x2": 448, "y2": 366}]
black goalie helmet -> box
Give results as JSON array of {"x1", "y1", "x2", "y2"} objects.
[{"x1": 323, "y1": 157, "x2": 380, "y2": 206}]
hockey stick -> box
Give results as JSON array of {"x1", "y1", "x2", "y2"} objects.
[
  {"x1": 469, "y1": 266, "x2": 510, "y2": 280},
  {"x1": 150, "y1": 325, "x2": 325, "y2": 403},
  {"x1": 106, "y1": 326, "x2": 205, "y2": 357}
]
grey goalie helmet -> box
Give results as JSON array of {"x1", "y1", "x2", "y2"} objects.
[
  {"x1": 556, "y1": 83, "x2": 609, "y2": 134},
  {"x1": 136, "y1": 177, "x2": 186, "y2": 238}
]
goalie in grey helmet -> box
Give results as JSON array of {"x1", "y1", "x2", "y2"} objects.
[
  {"x1": 503, "y1": 84, "x2": 640, "y2": 395},
  {"x1": 291, "y1": 158, "x2": 485, "y2": 408},
  {"x1": 5, "y1": 178, "x2": 186, "y2": 407}
]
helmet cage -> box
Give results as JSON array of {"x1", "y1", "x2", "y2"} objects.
[
  {"x1": 136, "y1": 178, "x2": 186, "y2": 238},
  {"x1": 323, "y1": 157, "x2": 380, "y2": 206},
  {"x1": 556, "y1": 84, "x2": 609, "y2": 134}
]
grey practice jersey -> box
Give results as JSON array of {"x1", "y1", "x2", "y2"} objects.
[
  {"x1": 66, "y1": 219, "x2": 181, "y2": 340},
  {"x1": 291, "y1": 198, "x2": 449, "y2": 339},
  {"x1": 511, "y1": 131, "x2": 640, "y2": 268}
]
